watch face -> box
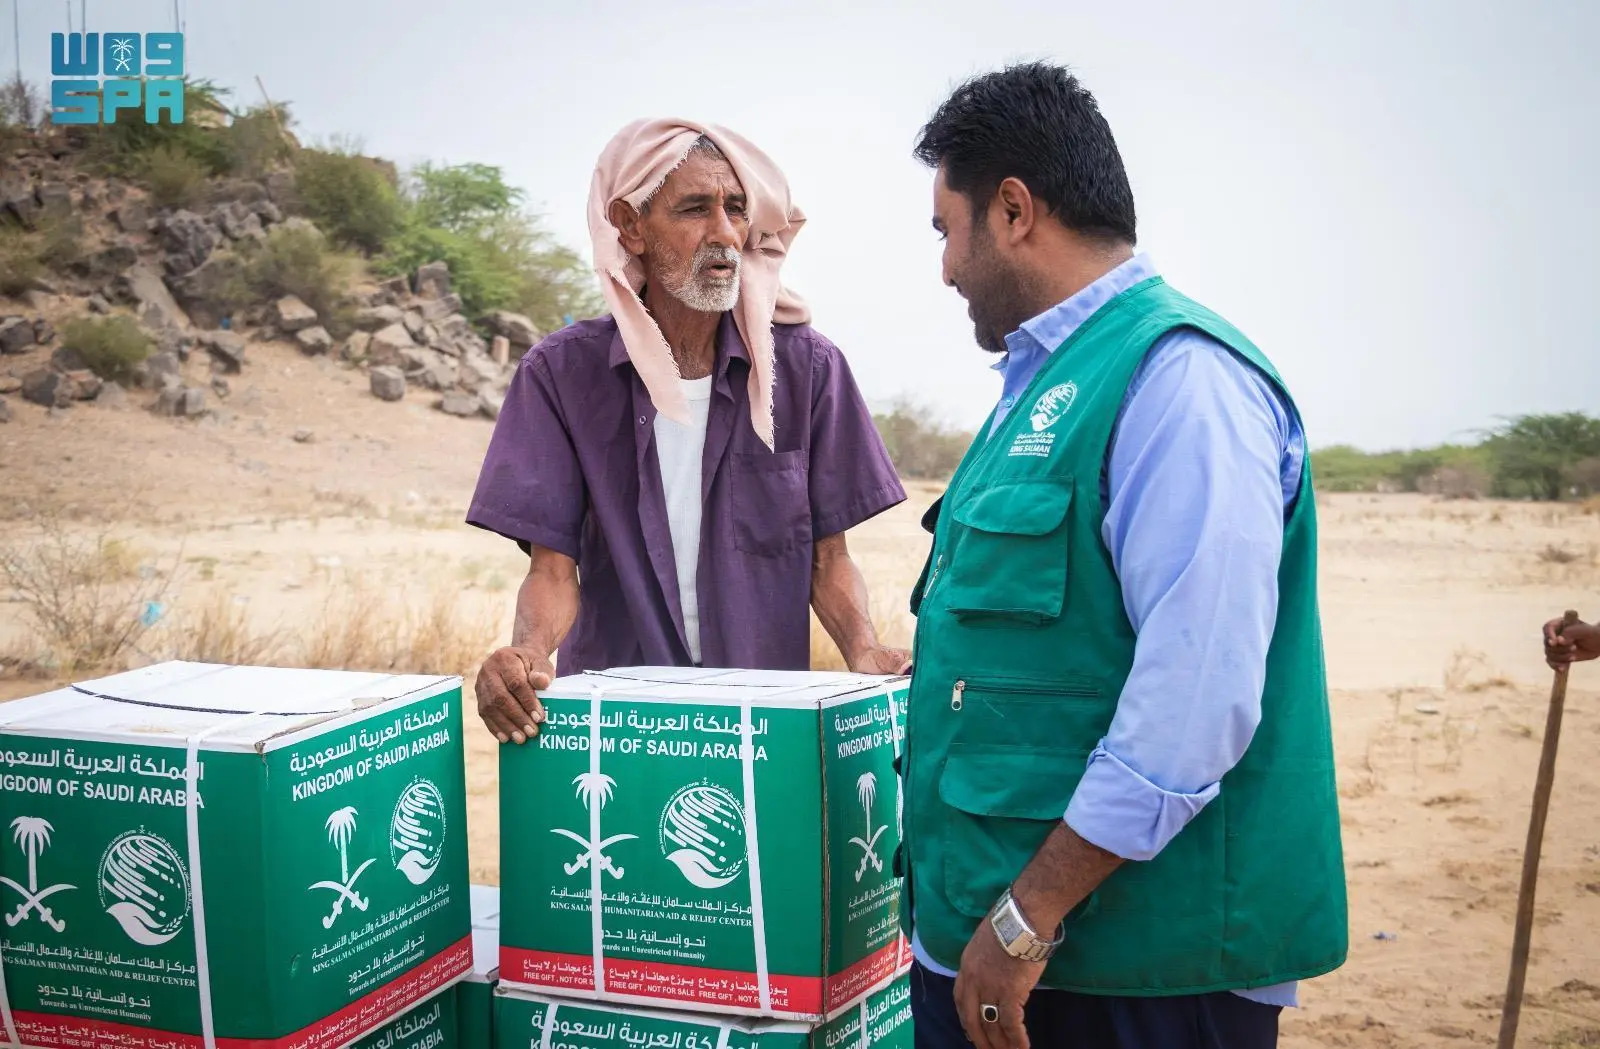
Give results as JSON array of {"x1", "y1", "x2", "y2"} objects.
[{"x1": 993, "y1": 909, "x2": 1024, "y2": 944}]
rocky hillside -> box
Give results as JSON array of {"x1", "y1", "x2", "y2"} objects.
[{"x1": 0, "y1": 130, "x2": 549, "y2": 426}]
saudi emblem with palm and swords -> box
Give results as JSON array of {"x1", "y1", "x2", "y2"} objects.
[
  {"x1": 5, "y1": 817, "x2": 75, "y2": 932},
  {"x1": 309, "y1": 806, "x2": 375, "y2": 929},
  {"x1": 552, "y1": 772, "x2": 636, "y2": 880},
  {"x1": 849, "y1": 773, "x2": 887, "y2": 883}
]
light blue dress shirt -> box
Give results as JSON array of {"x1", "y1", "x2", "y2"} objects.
[{"x1": 911, "y1": 255, "x2": 1306, "y2": 1009}]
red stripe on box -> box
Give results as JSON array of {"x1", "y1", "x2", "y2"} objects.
[
  {"x1": 499, "y1": 948, "x2": 822, "y2": 1016},
  {"x1": 8, "y1": 938, "x2": 470, "y2": 1049},
  {"x1": 824, "y1": 940, "x2": 906, "y2": 1012}
]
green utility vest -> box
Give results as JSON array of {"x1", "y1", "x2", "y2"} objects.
[{"x1": 900, "y1": 277, "x2": 1347, "y2": 995}]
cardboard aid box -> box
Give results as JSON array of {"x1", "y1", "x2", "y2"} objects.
[
  {"x1": 458, "y1": 887, "x2": 500, "y2": 1049},
  {"x1": 0, "y1": 661, "x2": 472, "y2": 1049},
  {"x1": 492, "y1": 974, "x2": 913, "y2": 1049},
  {"x1": 346, "y1": 883, "x2": 499, "y2": 1049},
  {"x1": 498, "y1": 668, "x2": 911, "y2": 1021}
]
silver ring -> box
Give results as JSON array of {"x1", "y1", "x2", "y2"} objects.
[{"x1": 981, "y1": 1004, "x2": 1000, "y2": 1024}]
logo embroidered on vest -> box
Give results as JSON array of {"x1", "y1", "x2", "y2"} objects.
[{"x1": 1009, "y1": 381, "x2": 1077, "y2": 457}]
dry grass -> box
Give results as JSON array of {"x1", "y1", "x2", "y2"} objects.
[
  {"x1": 1539, "y1": 543, "x2": 1583, "y2": 565},
  {"x1": 168, "y1": 590, "x2": 290, "y2": 665},
  {"x1": 1444, "y1": 647, "x2": 1514, "y2": 693},
  {"x1": 0, "y1": 512, "x2": 182, "y2": 673},
  {"x1": 301, "y1": 573, "x2": 499, "y2": 682}
]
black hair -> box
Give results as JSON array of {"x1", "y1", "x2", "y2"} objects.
[{"x1": 914, "y1": 61, "x2": 1137, "y2": 244}]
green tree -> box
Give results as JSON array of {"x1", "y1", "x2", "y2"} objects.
[
  {"x1": 380, "y1": 162, "x2": 600, "y2": 331},
  {"x1": 1484, "y1": 412, "x2": 1600, "y2": 500},
  {"x1": 292, "y1": 148, "x2": 406, "y2": 255}
]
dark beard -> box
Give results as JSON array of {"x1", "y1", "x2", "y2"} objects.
[{"x1": 964, "y1": 236, "x2": 1029, "y2": 356}]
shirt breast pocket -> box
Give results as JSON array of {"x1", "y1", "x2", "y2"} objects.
[
  {"x1": 730, "y1": 449, "x2": 810, "y2": 558},
  {"x1": 942, "y1": 479, "x2": 1074, "y2": 622}
]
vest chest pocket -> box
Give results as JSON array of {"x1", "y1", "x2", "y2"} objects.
[{"x1": 942, "y1": 480, "x2": 1073, "y2": 622}]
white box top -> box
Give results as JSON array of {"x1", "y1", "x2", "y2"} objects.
[
  {"x1": 542, "y1": 666, "x2": 905, "y2": 709},
  {"x1": 0, "y1": 660, "x2": 457, "y2": 750}
]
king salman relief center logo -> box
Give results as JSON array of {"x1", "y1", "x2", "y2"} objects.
[
  {"x1": 99, "y1": 829, "x2": 191, "y2": 946},
  {"x1": 1010, "y1": 381, "x2": 1078, "y2": 458},
  {"x1": 660, "y1": 782, "x2": 747, "y2": 890},
  {"x1": 391, "y1": 778, "x2": 448, "y2": 886}
]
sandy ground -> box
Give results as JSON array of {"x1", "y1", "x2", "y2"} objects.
[{"x1": 2, "y1": 333, "x2": 1598, "y2": 1046}]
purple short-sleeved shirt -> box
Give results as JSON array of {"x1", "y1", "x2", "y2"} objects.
[{"x1": 466, "y1": 312, "x2": 906, "y2": 675}]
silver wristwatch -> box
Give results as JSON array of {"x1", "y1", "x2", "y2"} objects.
[{"x1": 987, "y1": 887, "x2": 1065, "y2": 962}]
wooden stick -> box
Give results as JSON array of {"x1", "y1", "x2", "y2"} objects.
[
  {"x1": 255, "y1": 74, "x2": 296, "y2": 153},
  {"x1": 1497, "y1": 608, "x2": 1581, "y2": 1048}
]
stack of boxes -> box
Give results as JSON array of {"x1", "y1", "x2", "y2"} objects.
[
  {"x1": 0, "y1": 662, "x2": 916, "y2": 1049},
  {"x1": 0, "y1": 662, "x2": 474, "y2": 1049},
  {"x1": 492, "y1": 668, "x2": 914, "y2": 1048}
]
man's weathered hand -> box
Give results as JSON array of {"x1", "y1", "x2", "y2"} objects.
[
  {"x1": 475, "y1": 647, "x2": 553, "y2": 744},
  {"x1": 953, "y1": 924, "x2": 1046, "y2": 1049},
  {"x1": 1544, "y1": 617, "x2": 1600, "y2": 669},
  {"x1": 847, "y1": 644, "x2": 913, "y2": 676}
]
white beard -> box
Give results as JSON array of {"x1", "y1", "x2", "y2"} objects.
[{"x1": 657, "y1": 245, "x2": 742, "y2": 313}]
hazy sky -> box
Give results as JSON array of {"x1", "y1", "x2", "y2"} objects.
[{"x1": 13, "y1": 0, "x2": 1598, "y2": 449}]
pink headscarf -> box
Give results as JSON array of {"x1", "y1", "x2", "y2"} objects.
[{"x1": 588, "y1": 118, "x2": 809, "y2": 450}]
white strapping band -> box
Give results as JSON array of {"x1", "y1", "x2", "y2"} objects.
[
  {"x1": 738, "y1": 701, "x2": 770, "y2": 1014},
  {"x1": 537, "y1": 999, "x2": 559, "y2": 1049},
  {"x1": 186, "y1": 712, "x2": 275, "y2": 1049},
  {"x1": 885, "y1": 687, "x2": 908, "y2": 965},
  {"x1": 0, "y1": 930, "x2": 17, "y2": 1049},
  {"x1": 588, "y1": 686, "x2": 606, "y2": 996},
  {"x1": 859, "y1": 993, "x2": 871, "y2": 1049}
]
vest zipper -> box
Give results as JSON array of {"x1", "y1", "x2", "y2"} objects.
[{"x1": 953, "y1": 678, "x2": 1101, "y2": 699}]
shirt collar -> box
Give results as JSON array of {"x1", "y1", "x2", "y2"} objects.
[
  {"x1": 608, "y1": 309, "x2": 749, "y2": 375},
  {"x1": 991, "y1": 253, "x2": 1159, "y2": 373}
]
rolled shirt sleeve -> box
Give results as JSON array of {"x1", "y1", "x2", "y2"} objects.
[
  {"x1": 1063, "y1": 329, "x2": 1303, "y2": 862},
  {"x1": 803, "y1": 334, "x2": 907, "y2": 539},
  {"x1": 465, "y1": 352, "x2": 588, "y2": 560}
]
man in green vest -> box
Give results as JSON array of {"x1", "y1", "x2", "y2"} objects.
[{"x1": 898, "y1": 62, "x2": 1348, "y2": 1049}]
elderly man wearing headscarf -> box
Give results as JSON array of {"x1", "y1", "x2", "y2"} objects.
[{"x1": 467, "y1": 119, "x2": 909, "y2": 744}]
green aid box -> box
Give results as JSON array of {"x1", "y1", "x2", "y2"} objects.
[
  {"x1": 352, "y1": 990, "x2": 458, "y2": 1049},
  {"x1": 492, "y1": 973, "x2": 913, "y2": 1049},
  {"x1": 457, "y1": 886, "x2": 499, "y2": 1049},
  {"x1": 498, "y1": 668, "x2": 911, "y2": 1021},
  {"x1": 0, "y1": 661, "x2": 473, "y2": 1049}
]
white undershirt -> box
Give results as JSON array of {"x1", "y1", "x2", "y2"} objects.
[{"x1": 652, "y1": 376, "x2": 714, "y2": 664}]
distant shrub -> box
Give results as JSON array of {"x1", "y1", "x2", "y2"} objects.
[
  {"x1": 226, "y1": 105, "x2": 294, "y2": 178},
  {"x1": 293, "y1": 149, "x2": 405, "y2": 254},
  {"x1": 0, "y1": 213, "x2": 84, "y2": 293},
  {"x1": 73, "y1": 79, "x2": 233, "y2": 177},
  {"x1": 138, "y1": 144, "x2": 209, "y2": 208},
  {"x1": 872, "y1": 397, "x2": 973, "y2": 481},
  {"x1": 238, "y1": 225, "x2": 358, "y2": 338},
  {"x1": 0, "y1": 225, "x2": 44, "y2": 295},
  {"x1": 61, "y1": 316, "x2": 154, "y2": 384}
]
